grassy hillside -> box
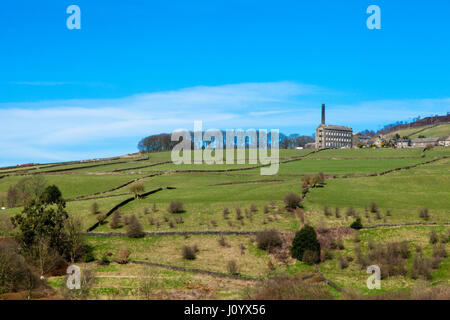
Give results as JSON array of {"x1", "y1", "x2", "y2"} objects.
[
  {"x1": 1, "y1": 147, "x2": 449, "y2": 300},
  {"x1": 384, "y1": 123, "x2": 450, "y2": 139}
]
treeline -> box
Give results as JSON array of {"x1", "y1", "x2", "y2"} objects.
[
  {"x1": 377, "y1": 113, "x2": 450, "y2": 136},
  {"x1": 137, "y1": 132, "x2": 313, "y2": 153}
]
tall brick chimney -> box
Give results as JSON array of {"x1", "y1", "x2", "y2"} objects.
[{"x1": 321, "y1": 104, "x2": 325, "y2": 125}]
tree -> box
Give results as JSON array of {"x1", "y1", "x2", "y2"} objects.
[
  {"x1": 40, "y1": 185, "x2": 62, "y2": 204},
  {"x1": 291, "y1": 225, "x2": 321, "y2": 263},
  {"x1": 350, "y1": 218, "x2": 363, "y2": 230},
  {"x1": 109, "y1": 211, "x2": 122, "y2": 229},
  {"x1": 130, "y1": 183, "x2": 145, "y2": 199},
  {"x1": 64, "y1": 217, "x2": 86, "y2": 263},
  {"x1": 126, "y1": 215, "x2": 145, "y2": 238},
  {"x1": 90, "y1": 202, "x2": 100, "y2": 215},
  {"x1": 11, "y1": 198, "x2": 69, "y2": 255},
  {"x1": 283, "y1": 193, "x2": 302, "y2": 209}
]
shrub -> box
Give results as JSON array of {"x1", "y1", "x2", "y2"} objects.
[
  {"x1": 168, "y1": 201, "x2": 185, "y2": 213},
  {"x1": 323, "y1": 205, "x2": 331, "y2": 217},
  {"x1": 117, "y1": 249, "x2": 130, "y2": 264},
  {"x1": 283, "y1": 193, "x2": 302, "y2": 209},
  {"x1": 350, "y1": 218, "x2": 363, "y2": 230},
  {"x1": 130, "y1": 183, "x2": 145, "y2": 198},
  {"x1": 0, "y1": 248, "x2": 37, "y2": 294},
  {"x1": 291, "y1": 225, "x2": 321, "y2": 262},
  {"x1": 126, "y1": 215, "x2": 145, "y2": 238},
  {"x1": 433, "y1": 244, "x2": 447, "y2": 258},
  {"x1": 152, "y1": 203, "x2": 158, "y2": 212},
  {"x1": 109, "y1": 211, "x2": 122, "y2": 229},
  {"x1": 227, "y1": 260, "x2": 239, "y2": 275},
  {"x1": 90, "y1": 202, "x2": 100, "y2": 215},
  {"x1": 429, "y1": 230, "x2": 439, "y2": 244},
  {"x1": 385, "y1": 210, "x2": 392, "y2": 216},
  {"x1": 168, "y1": 221, "x2": 175, "y2": 229},
  {"x1": 353, "y1": 232, "x2": 361, "y2": 243},
  {"x1": 335, "y1": 208, "x2": 341, "y2": 218},
  {"x1": 338, "y1": 255, "x2": 349, "y2": 269},
  {"x1": 250, "y1": 204, "x2": 258, "y2": 213},
  {"x1": 419, "y1": 208, "x2": 430, "y2": 221},
  {"x1": 256, "y1": 229, "x2": 282, "y2": 251},
  {"x1": 218, "y1": 235, "x2": 229, "y2": 247},
  {"x1": 263, "y1": 205, "x2": 270, "y2": 214},
  {"x1": 235, "y1": 207, "x2": 243, "y2": 220},
  {"x1": 223, "y1": 208, "x2": 230, "y2": 219},
  {"x1": 370, "y1": 202, "x2": 378, "y2": 213},
  {"x1": 182, "y1": 245, "x2": 197, "y2": 260},
  {"x1": 410, "y1": 254, "x2": 432, "y2": 280}
]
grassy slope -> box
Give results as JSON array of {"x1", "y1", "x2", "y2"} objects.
[{"x1": 1, "y1": 147, "x2": 449, "y2": 299}]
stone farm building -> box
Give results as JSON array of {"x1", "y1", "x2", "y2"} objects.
[
  {"x1": 315, "y1": 104, "x2": 353, "y2": 149},
  {"x1": 410, "y1": 137, "x2": 439, "y2": 148}
]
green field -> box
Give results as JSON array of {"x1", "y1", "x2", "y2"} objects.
[{"x1": 1, "y1": 147, "x2": 449, "y2": 300}]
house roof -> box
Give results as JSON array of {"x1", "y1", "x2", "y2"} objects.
[
  {"x1": 318, "y1": 124, "x2": 352, "y2": 131},
  {"x1": 411, "y1": 137, "x2": 439, "y2": 143}
]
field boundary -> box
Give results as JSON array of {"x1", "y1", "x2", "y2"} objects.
[
  {"x1": 85, "y1": 230, "x2": 261, "y2": 237},
  {"x1": 129, "y1": 260, "x2": 262, "y2": 281},
  {"x1": 67, "y1": 173, "x2": 164, "y2": 202},
  {"x1": 86, "y1": 187, "x2": 169, "y2": 232}
]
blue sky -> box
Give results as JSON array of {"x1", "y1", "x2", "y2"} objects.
[{"x1": 0, "y1": 0, "x2": 449, "y2": 166}]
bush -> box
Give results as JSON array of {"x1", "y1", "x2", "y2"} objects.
[
  {"x1": 0, "y1": 248, "x2": 37, "y2": 294},
  {"x1": 323, "y1": 206, "x2": 331, "y2": 217},
  {"x1": 419, "y1": 208, "x2": 430, "y2": 221},
  {"x1": 182, "y1": 245, "x2": 197, "y2": 260},
  {"x1": 130, "y1": 183, "x2": 145, "y2": 198},
  {"x1": 370, "y1": 202, "x2": 378, "y2": 213},
  {"x1": 346, "y1": 207, "x2": 356, "y2": 217},
  {"x1": 250, "y1": 204, "x2": 258, "y2": 213},
  {"x1": 109, "y1": 211, "x2": 122, "y2": 229},
  {"x1": 350, "y1": 218, "x2": 363, "y2": 230},
  {"x1": 256, "y1": 229, "x2": 282, "y2": 251},
  {"x1": 335, "y1": 208, "x2": 341, "y2": 218},
  {"x1": 126, "y1": 214, "x2": 145, "y2": 238},
  {"x1": 283, "y1": 193, "x2": 302, "y2": 209},
  {"x1": 117, "y1": 249, "x2": 130, "y2": 264},
  {"x1": 263, "y1": 205, "x2": 270, "y2": 214},
  {"x1": 168, "y1": 201, "x2": 185, "y2": 213},
  {"x1": 291, "y1": 225, "x2": 320, "y2": 262},
  {"x1": 235, "y1": 207, "x2": 243, "y2": 220},
  {"x1": 353, "y1": 232, "x2": 361, "y2": 243},
  {"x1": 433, "y1": 244, "x2": 447, "y2": 258},
  {"x1": 218, "y1": 235, "x2": 229, "y2": 247},
  {"x1": 227, "y1": 260, "x2": 239, "y2": 275},
  {"x1": 91, "y1": 202, "x2": 100, "y2": 215},
  {"x1": 429, "y1": 230, "x2": 439, "y2": 244},
  {"x1": 410, "y1": 254, "x2": 432, "y2": 280},
  {"x1": 223, "y1": 208, "x2": 230, "y2": 219}
]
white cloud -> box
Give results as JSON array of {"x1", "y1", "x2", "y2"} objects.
[{"x1": 0, "y1": 81, "x2": 449, "y2": 166}]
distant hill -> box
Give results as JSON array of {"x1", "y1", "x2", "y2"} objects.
[{"x1": 378, "y1": 114, "x2": 450, "y2": 139}]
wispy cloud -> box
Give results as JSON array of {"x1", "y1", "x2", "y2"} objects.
[{"x1": 0, "y1": 81, "x2": 449, "y2": 166}]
